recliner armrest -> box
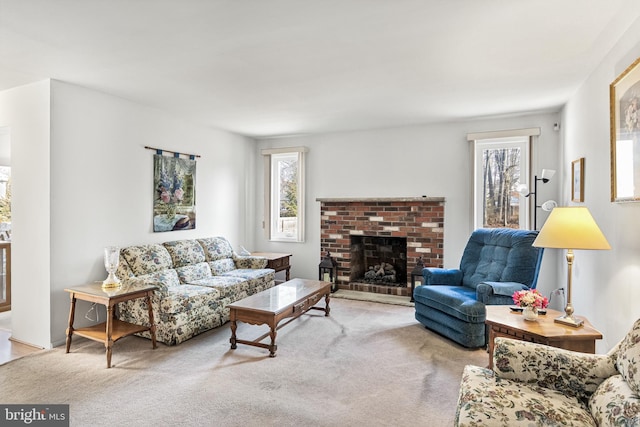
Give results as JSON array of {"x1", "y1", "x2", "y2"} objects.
[
  {"x1": 493, "y1": 337, "x2": 618, "y2": 403},
  {"x1": 479, "y1": 281, "x2": 529, "y2": 296},
  {"x1": 476, "y1": 281, "x2": 529, "y2": 305},
  {"x1": 422, "y1": 268, "x2": 463, "y2": 286}
]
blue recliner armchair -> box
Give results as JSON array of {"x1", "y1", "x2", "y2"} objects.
[{"x1": 413, "y1": 228, "x2": 543, "y2": 348}]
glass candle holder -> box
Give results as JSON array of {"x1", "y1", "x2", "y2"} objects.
[{"x1": 102, "y1": 246, "x2": 121, "y2": 289}]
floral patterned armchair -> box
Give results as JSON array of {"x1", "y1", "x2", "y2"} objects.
[{"x1": 455, "y1": 318, "x2": 640, "y2": 426}]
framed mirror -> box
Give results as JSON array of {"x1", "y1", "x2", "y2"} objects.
[{"x1": 610, "y1": 56, "x2": 640, "y2": 202}]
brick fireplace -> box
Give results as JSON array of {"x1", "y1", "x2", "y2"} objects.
[{"x1": 317, "y1": 197, "x2": 445, "y2": 296}]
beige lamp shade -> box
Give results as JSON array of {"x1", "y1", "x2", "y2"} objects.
[{"x1": 533, "y1": 207, "x2": 610, "y2": 250}]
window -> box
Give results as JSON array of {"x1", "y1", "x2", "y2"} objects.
[
  {"x1": 468, "y1": 128, "x2": 539, "y2": 230},
  {"x1": 262, "y1": 147, "x2": 307, "y2": 242},
  {"x1": 0, "y1": 166, "x2": 10, "y2": 226}
]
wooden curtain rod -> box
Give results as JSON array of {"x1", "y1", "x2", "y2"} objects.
[{"x1": 144, "y1": 145, "x2": 201, "y2": 159}]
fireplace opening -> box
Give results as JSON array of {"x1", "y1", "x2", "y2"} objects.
[{"x1": 350, "y1": 236, "x2": 407, "y2": 286}]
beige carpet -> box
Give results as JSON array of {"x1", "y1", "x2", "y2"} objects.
[
  {"x1": 331, "y1": 289, "x2": 414, "y2": 307},
  {"x1": 0, "y1": 298, "x2": 486, "y2": 426}
]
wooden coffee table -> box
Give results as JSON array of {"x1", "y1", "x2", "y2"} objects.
[
  {"x1": 228, "y1": 278, "x2": 331, "y2": 357},
  {"x1": 485, "y1": 305, "x2": 602, "y2": 369}
]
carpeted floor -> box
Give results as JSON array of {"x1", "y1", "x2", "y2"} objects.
[
  {"x1": 331, "y1": 289, "x2": 414, "y2": 307},
  {"x1": 0, "y1": 298, "x2": 486, "y2": 426}
]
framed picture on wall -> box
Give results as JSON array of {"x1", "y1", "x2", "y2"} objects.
[
  {"x1": 610, "y1": 56, "x2": 640, "y2": 202},
  {"x1": 572, "y1": 157, "x2": 585, "y2": 203}
]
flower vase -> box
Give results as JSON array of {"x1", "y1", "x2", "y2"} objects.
[
  {"x1": 523, "y1": 306, "x2": 538, "y2": 321},
  {"x1": 166, "y1": 203, "x2": 177, "y2": 221}
]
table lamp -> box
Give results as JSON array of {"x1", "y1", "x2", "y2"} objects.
[{"x1": 532, "y1": 207, "x2": 610, "y2": 327}]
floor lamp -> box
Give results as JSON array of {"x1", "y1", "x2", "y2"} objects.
[
  {"x1": 532, "y1": 207, "x2": 610, "y2": 327},
  {"x1": 518, "y1": 169, "x2": 556, "y2": 230}
]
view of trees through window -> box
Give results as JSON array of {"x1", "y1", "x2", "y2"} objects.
[
  {"x1": 278, "y1": 157, "x2": 298, "y2": 220},
  {"x1": 271, "y1": 152, "x2": 300, "y2": 240},
  {"x1": 0, "y1": 166, "x2": 10, "y2": 223},
  {"x1": 482, "y1": 147, "x2": 521, "y2": 228}
]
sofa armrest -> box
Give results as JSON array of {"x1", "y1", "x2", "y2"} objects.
[
  {"x1": 422, "y1": 268, "x2": 463, "y2": 286},
  {"x1": 233, "y1": 255, "x2": 268, "y2": 269},
  {"x1": 476, "y1": 281, "x2": 529, "y2": 305},
  {"x1": 493, "y1": 337, "x2": 618, "y2": 403},
  {"x1": 123, "y1": 277, "x2": 169, "y2": 297}
]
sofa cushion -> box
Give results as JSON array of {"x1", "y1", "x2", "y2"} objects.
[
  {"x1": 121, "y1": 244, "x2": 173, "y2": 276},
  {"x1": 175, "y1": 262, "x2": 212, "y2": 284},
  {"x1": 209, "y1": 259, "x2": 236, "y2": 275},
  {"x1": 616, "y1": 318, "x2": 640, "y2": 395},
  {"x1": 163, "y1": 239, "x2": 206, "y2": 267},
  {"x1": 190, "y1": 275, "x2": 249, "y2": 300},
  {"x1": 413, "y1": 285, "x2": 485, "y2": 324},
  {"x1": 222, "y1": 268, "x2": 275, "y2": 281},
  {"x1": 589, "y1": 374, "x2": 640, "y2": 426},
  {"x1": 197, "y1": 237, "x2": 234, "y2": 261},
  {"x1": 160, "y1": 284, "x2": 221, "y2": 315},
  {"x1": 456, "y1": 365, "x2": 596, "y2": 426}
]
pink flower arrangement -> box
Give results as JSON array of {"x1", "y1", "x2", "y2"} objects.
[{"x1": 512, "y1": 289, "x2": 549, "y2": 309}]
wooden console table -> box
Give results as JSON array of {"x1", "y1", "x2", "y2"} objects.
[
  {"x1": 252, "y1": 252, "x2": 292, "y2": 282},
  {"x1": 485, "y1": 305, "x2": 602, "y2": 369},
  {"x1": 65, "y1": 282, "x2": 157, "y2": 368}
]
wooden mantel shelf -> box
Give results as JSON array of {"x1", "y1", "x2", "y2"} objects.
[{"x1": 316, "y1": 197, "x2": 445, "y2": 203}]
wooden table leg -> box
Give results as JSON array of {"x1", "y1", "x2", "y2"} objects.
[
  {"x1": 65, "y1": 293, "x2": 76, "y2": 353},
  {"x1": 105, "y1": 304, "x2": 114, "y2": 368},
  {"x1": 229, "y1": 309, "x2": 237, "y2": 349},
  {"x1": 324, "y1": 293, "x2": 331, "y2": 317},
  {"x1": 487, "y1": 327, "x2": 496, "y2": 369},
  {"x1": 145, "y1": 292, "x2": 157, "y2": 349},
  {"x1": 268, "y1": 319, "x2": 278, "y2": 357}
]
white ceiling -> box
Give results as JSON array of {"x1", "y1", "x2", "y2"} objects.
[{"x1": 1, "y1": 0, "x2": 640, "y2": 138}]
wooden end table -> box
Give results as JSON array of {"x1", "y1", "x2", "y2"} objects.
[
  {"x1": 228, "y1": 278, "x2": 330, "y2": 357},
  {"x1": 485, "y1": 305, "x2": 602, "y2": 369},
  {"x1": 65, "y1": 282, "x2": 157, "y2": 368},
  {"x1": 251, "y1": 252, "x2": 292, "y2": 283}
]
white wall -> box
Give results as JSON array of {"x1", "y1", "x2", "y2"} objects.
[
  {"x1": 0, "y1": 80, "x2": 258, "y2": 348},
  {"x1": 562, "y1": 15, "x2": 640, "y2": 351},
  {"x1": 0, "y1": 80, "x2": 51, "y2": 348},
  {"x1": 256, "y1": 112, "x2": 562, "y2": 306}
]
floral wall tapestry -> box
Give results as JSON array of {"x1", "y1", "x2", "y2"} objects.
[{"x1": 153, "y1": 154, "x2": 196, "y2": 232}]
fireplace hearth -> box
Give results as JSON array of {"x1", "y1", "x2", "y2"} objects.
[{"x1": 317, "y1": 197, "x2": 445, "y2": 297}]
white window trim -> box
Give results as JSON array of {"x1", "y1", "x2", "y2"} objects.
[
  {"x1": 467, "y1": 127, "x2": 540, "y2": 141},
  {"x1": 261, "y1": 146, "x2": 308, "y2": 242}
]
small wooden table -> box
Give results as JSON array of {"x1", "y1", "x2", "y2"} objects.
[
  {"x1": 251, "y1": 252, "x2": 292, "y2": 282},
  {"x1": 65, "y1": 282, "x2": 157, "y2": 368},
  {"x1": 228, "y1": 278, "x2": 330, "y2": 357},
  {"x1": 485, "y1": 305, "x2": 602, "y2": 369}
]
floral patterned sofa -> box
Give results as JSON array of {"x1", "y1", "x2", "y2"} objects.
[
  {"x1": 115, "y1": 237, "x2": 275, "y2": 345},
  {"x1": 455, "y1": 318, "x2": 640, "y2": 426}
]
